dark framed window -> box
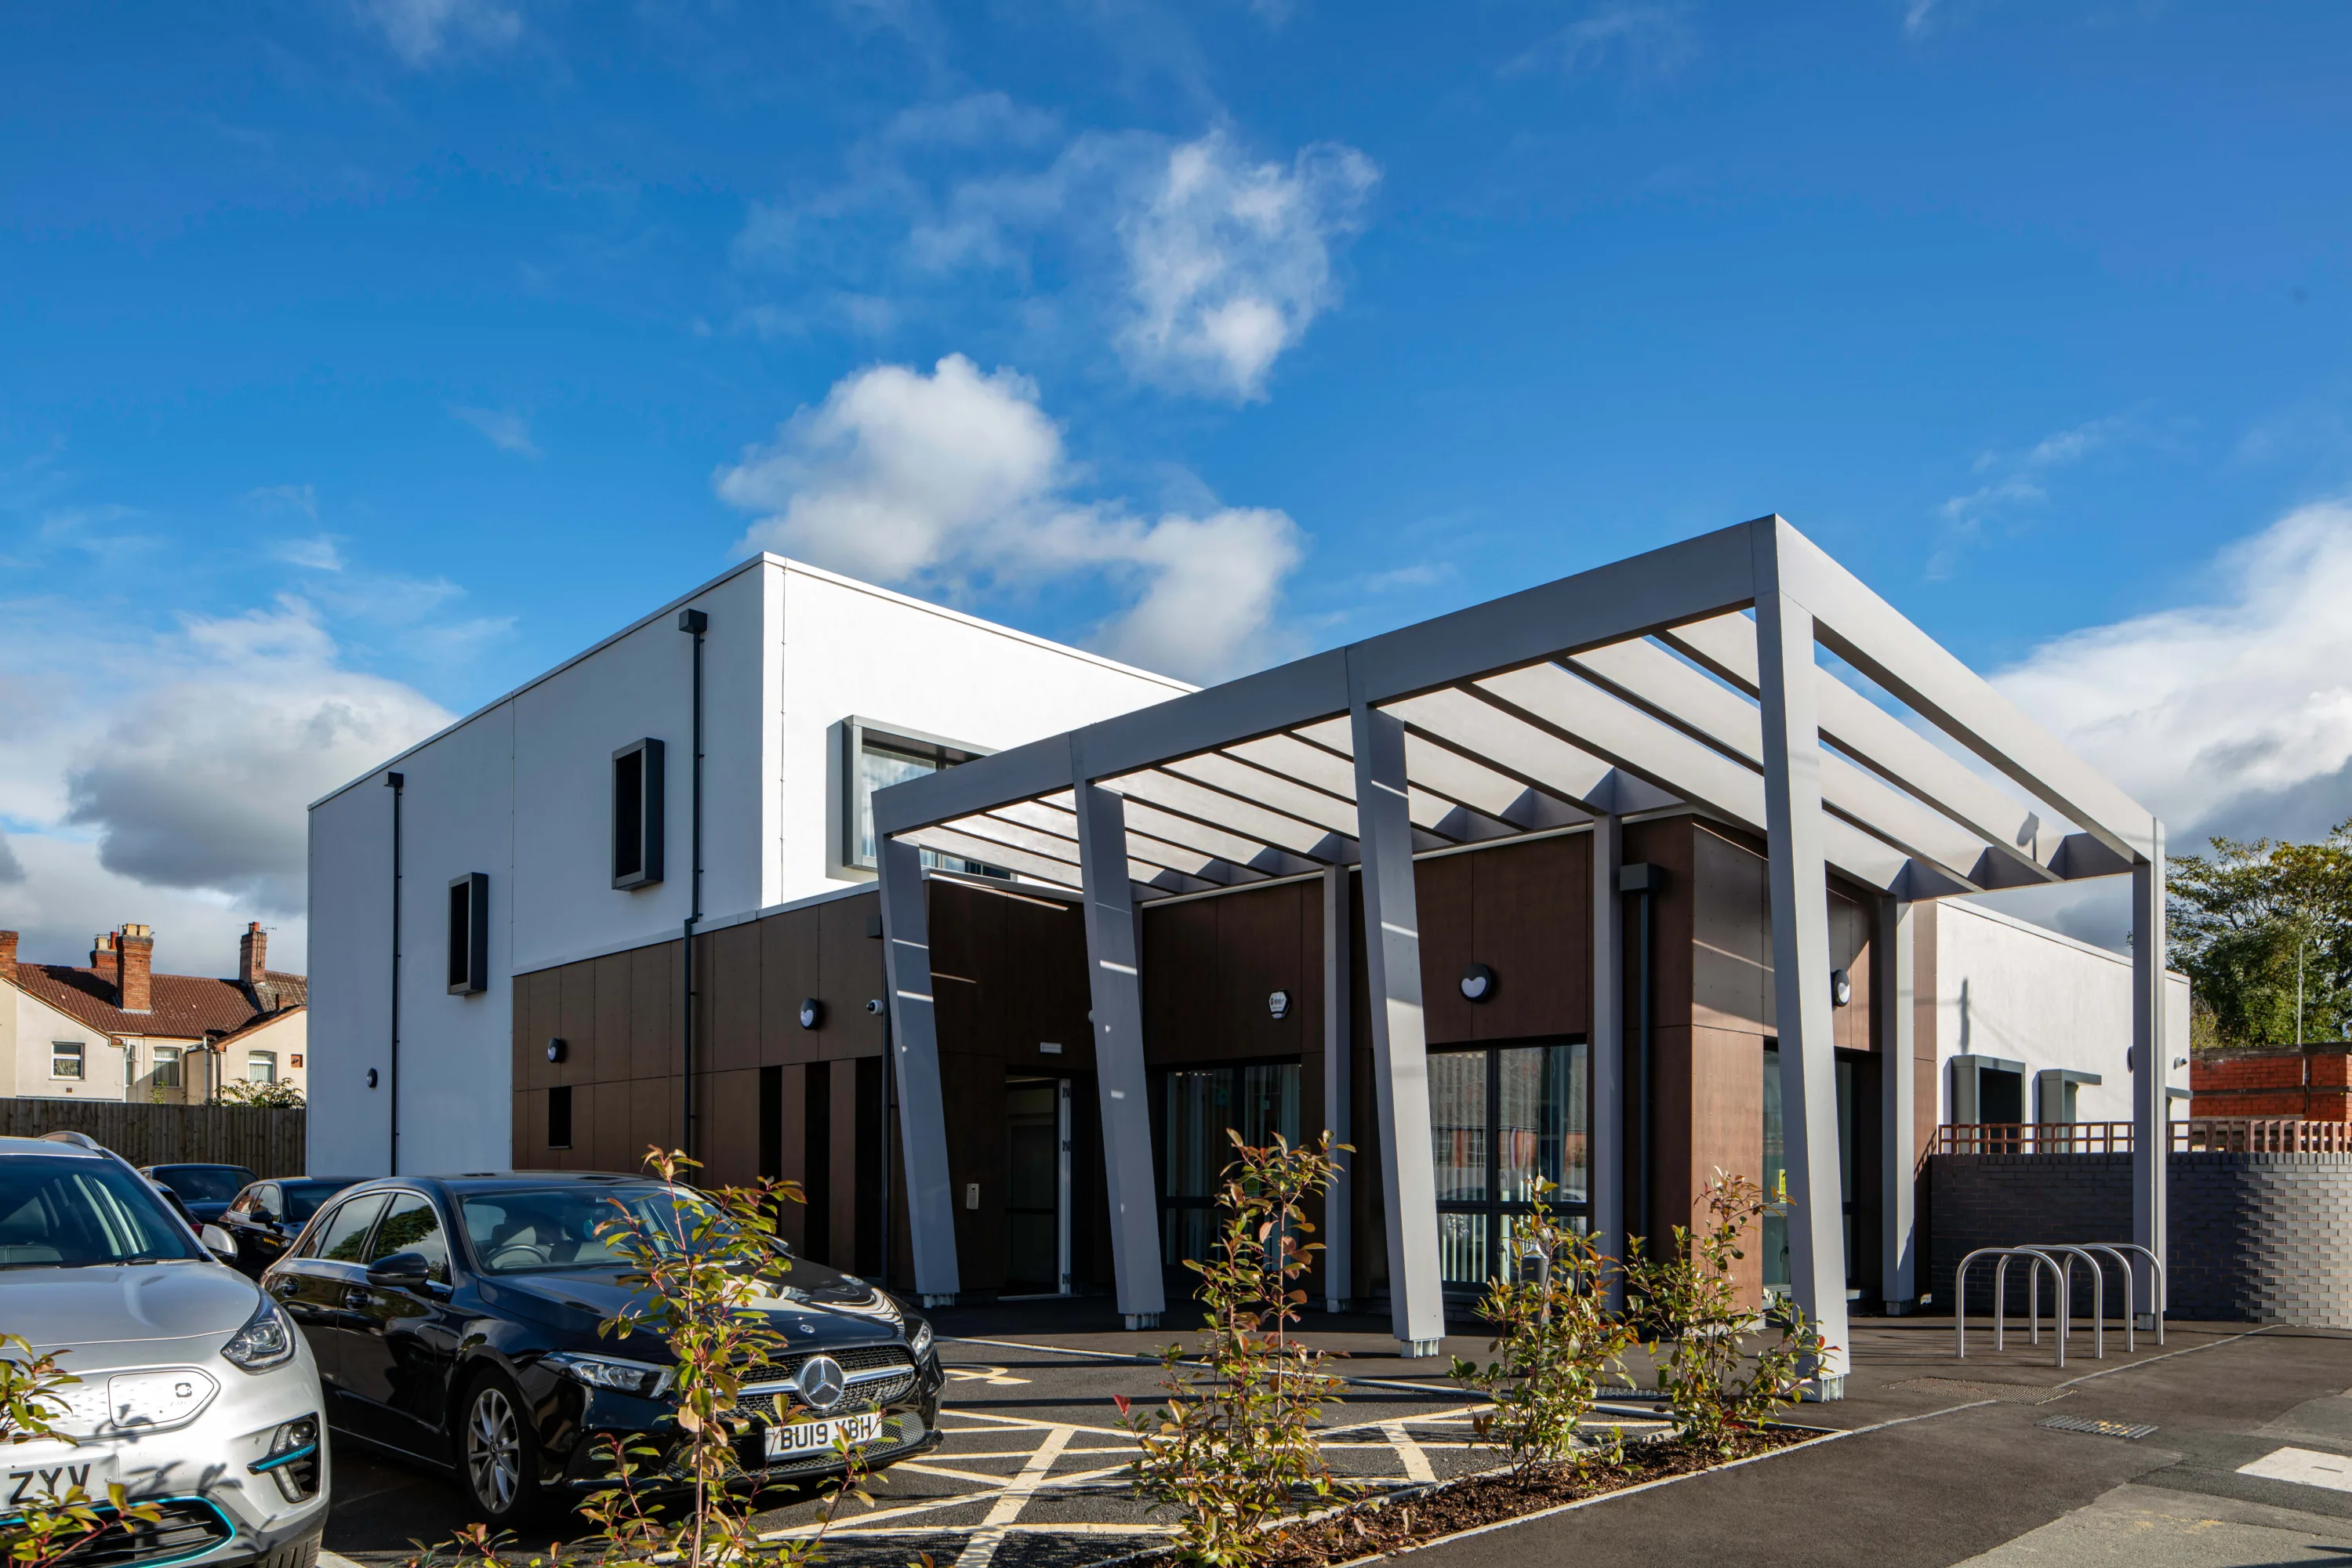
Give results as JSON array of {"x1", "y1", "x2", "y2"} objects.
[
  {"x1": 447, "y1": 873, "x2": 489, "y2": 995},
  {"x1": 612, "y1": 738, "x2": 666, "y2": 891},
  {"x1": 547, "y1": 1086, "x2": 573, "y2": 1150},
  {"x1": 1761, "y1": 1044, "x2": 1858, "y2": 1298},
  {"x1": 1154, "y1": 1062, "x2": 1301, "y2": 1269},
  {"x1": 841, "y1": 717, "x2": 1007, "y2": 877},
  {"x1": 1429, "y1": 1039, "x2": 1588, "y2": 1288}
]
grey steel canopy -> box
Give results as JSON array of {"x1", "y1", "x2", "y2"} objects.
[{"x1": 871, "y1": 516, "x2": 2169, "y2": 1386}]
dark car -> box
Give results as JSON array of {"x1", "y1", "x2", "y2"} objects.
[
  {"x1": 259, "y1": 1172, "x2": 943, "y2": 1524},
  {"x1": 142, "y1": 1161, "x2": 260, "y2": 1225},
  {"x1": 221, "y1": 1175, "x2": 364, "y2": 1276}
]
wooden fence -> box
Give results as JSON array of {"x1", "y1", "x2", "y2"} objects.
[
  {"x1": 0, "y1": 1099, "x2": 307, "y2": 1175},
  {"x1": 1934, "y1": 1117, "x2": 2352, "y2": 1156}
]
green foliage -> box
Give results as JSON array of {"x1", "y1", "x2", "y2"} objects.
[
  {"x1": 405, "y1": 1146, "x2": 880, "y2": 1568},
  {"x1": 1120, "y1": 1131, "x2": 1352, "y2": 1567},
  {"x1": 2170, "y1": 823, "x2": 2352, "y2": 1047},
  {"x1": 2, "y1": 1332, "x2": 165, "y2": 1568},
  {"x1": 1621, "y1": 1171, "x2": 1828, "y2": 1458},
  {"x1": 213, "y1": 1078, "x2": 305, "y2": 1108},
  {"x1": 1449, "y1": 1179, "x2": 1635, "y2": 1478}
]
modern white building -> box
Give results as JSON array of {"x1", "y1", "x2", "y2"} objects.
[{"x1": 304, "y1": 554, "x2": 1192, "y2": 1178}]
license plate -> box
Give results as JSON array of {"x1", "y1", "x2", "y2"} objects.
[
  {"x1": 6, "y1": 1458, "x2": 113, "y2": 1509},
  {"x1": 764, "y1": 1410, "x2": 883, "y2": 1459}
]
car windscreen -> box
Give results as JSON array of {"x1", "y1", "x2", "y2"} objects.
[
  {"x1": 459, "y1": 1185, "x2": 754, "y2": 1276},
  {"x1": 0, "y1": 1156, "x2": 203, "y2": 1269},
  {"x1": 154, "y1": 1167, "x2": 256, "y2": 1205},
  {"x1": 280, "y1": 1181, "x2": 352, "y2": 1222}
]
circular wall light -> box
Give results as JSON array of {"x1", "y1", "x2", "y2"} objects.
[
  {"x1": 1268, "y1": 990, "x2": 1291, "y2": 1020},
  {"x1": 799, "y1": 998, "x2": 824, "y2": 1030},
  {"x1": 1460, "y1": 963, "x2": 1497, "y2": 1003},
  {"x1": 365, "y1": 1069, "x2": 379, "y2": 1089},
  {"x1": 546, "y1": 1036, "x2": 568, "y2": 1063},
  {"x1": 1830, "y1": 969, "x2": 1853, "y2": 1008},
  {"x1": 866, "y1": 999, "x2": 886, "y2": 1016}
]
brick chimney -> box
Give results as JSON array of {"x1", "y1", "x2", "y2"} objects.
[
  {"x1": 90, "y1": 931, "x2": 118, "y2": 989},
  {"x1": 0, "y1": 930, "x2": 16, "y2": 977},
  {"x1": 239, "y1": 922, "x2": 267, "y2": 988},
  {"x1": 118, "y1": 924, "x2": 153, "y2": 1013}
]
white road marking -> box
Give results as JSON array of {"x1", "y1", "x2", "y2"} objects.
[
  {"x1": 953, "y1": 1425, "x2": 1075, "y2": 1568},
  {"x1": 1379, "y1": 1419, "x2": 1437, "y2": 1484},
  {"x1": 2238, "y1": 1446, "x2": 2352, "y2": 1493}
]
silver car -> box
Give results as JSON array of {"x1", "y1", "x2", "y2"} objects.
[{"x1": 1, "y1": 1134, "x2": 329, "y2": 1568}]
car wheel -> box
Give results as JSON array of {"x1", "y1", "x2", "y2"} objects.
[{"x1": 459, "y1": 1369, "x2": 544, "y2": 1525}]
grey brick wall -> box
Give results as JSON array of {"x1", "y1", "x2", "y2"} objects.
[{"x1": 1927, "y1": 1152, "x2": 2352, "y2": 1327}]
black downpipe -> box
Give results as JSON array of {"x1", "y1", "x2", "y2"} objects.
[
  {"x1": 1619, "y1": 862, "x2": 1664, "y2": 1247},
  {"x1": 678, "y1": 608, "x2": 708, "y2": 1163},
  {"x1": 880, "y1": 997, "x2": 896, "y2": 1290},
  {"x1": 383, "y1": 770, "x2": 405, "y2": 1174}
]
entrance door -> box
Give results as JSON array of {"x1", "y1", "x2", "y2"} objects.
[
  {"x1": 1156, "y1": 1063, "x2": 1301, "y2": 1274},
  {"x1": 1430, "y1": 1041, "x2": 1588, "y2": 1288},
  {"x1": 1005, "y1": 1078, "x2": 1069, "y2": 1294}
]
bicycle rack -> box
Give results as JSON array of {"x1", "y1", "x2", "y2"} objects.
[
  {"x1": 2028, "y1": 1245, "x2": 2107, "y2": 1360},
  {"x1": 2105, "y1": 1242, "x2": 2166, "y2": 1345},
  {"x1": 1956, "y1": 1247, "x2": 2068, "y2": 1367}
]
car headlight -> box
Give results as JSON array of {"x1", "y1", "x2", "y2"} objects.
[
  {"x1": 221, "y1": 1298, "x2": 297, "y2": 1372},
  {"x1": 545, "y1": 1352, "x2": 673, "y2": 1397},
  {"x1": 908, "y1": 1319, "x2": 934, "y2": 1360}
]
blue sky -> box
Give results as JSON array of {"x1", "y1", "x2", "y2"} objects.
[{"x1": 5, "y1": 0, "x2": 2352, "y2": 972}]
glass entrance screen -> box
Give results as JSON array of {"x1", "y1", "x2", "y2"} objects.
[
  {"x1": 1159, "y1": 1063, "x2": 1301, "y2": 1268},
  {"x1": 1429, "y1": 1041, "x2": 1587, "y2": 1286}
]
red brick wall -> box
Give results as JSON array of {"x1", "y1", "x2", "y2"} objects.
[{"x1": 2191, "y1": 1045, "x2": 2352, "y2": 1121}]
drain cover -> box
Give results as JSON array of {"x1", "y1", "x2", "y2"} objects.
[{"x1": 2039, "y1": 1415, "x2": 2157, "y2": 1441}]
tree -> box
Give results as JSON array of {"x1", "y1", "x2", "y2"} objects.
[
  {"x1": 212, "y1": 1078, "x2": 304, "y2": 1108},
  {"x1": 2169, "y1": 822, "x2": 2352, "y2": 1048}
]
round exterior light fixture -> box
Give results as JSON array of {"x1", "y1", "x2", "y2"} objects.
[
  {"x1": 546, "y1": 1037, "x2": 568, "y2": 1063},
  {"x1": 799, "y1": 998, "x2": 824, "y2": 1030},
  {"x1": 1460, "y1": 964, "x2": 1497, "y2": 1003},
  {"x1": 1268, "y1": 990, "x2": 1290, "y2": 1020},
  {"x1": 365, "y1": 1069, "x2": 379, "y2": 1089},
  {"x1": 1831, "y1": 969, "x2": 1853, "y2": 1008}
]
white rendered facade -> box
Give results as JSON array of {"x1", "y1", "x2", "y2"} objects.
[{"x1": 305, "y1": 557, "x2": 1190, "y2": 1179}]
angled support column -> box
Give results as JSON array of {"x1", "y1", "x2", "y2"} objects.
[
  {"x1": 876, "y1": 837, "x2": 962, "y2": 1306},
  {"x1": 2131, "y1": 827, "x2": 2168, "y2": 1328},
  {"x1": 1323, "y1": 864, "x2": 1354, "y2": 1314},
  {"x1": 1589, "y1": 813, "x2": 1624, "y2": 1308},
  {"x1": 1878, "y1": 896, "x2": 1917, "y2": 1312},
  {"x1": 1074, "y1": 779, "x2": 1167, "y2": 1330},
  {"x1": 1755, "y1": 581, "x2": 1853, "y2": 1394},
  {"x1": 1348, "y1": 697, "x2": 1447, "y2": 1356}
]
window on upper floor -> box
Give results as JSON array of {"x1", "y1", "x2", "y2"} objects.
[
  {"x1": 612, "y1": 738, "x2": 666, "y2": 891},
  {"x1": 51, "y1": 1042, "x2": 83, "y2": 1080},
  {"x1": 153, "y1": 1046, "x2": 182, "y2": 1088},
  {"x1": 448, "y1": 873, "x2": 489, "y2": 995},
  {"x1": 843, "y1": 718, "x2": 1008, "y2": 878},
  {"x1": 249, "y1": 1051, "x2": 278, "y2": 1084}
]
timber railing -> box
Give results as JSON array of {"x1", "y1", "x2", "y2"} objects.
[
  {"x1": 0, "y1": 1099, "x2": 307, "y2": 1174},
  {"x1": 1934, "y1": 1118, "x2": 2352, "y2": 1155}
]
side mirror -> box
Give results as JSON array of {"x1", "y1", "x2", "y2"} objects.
[
  {"x1": 252, "y1": 1208, "x2": 280, "y2": 1228},
  {"x1": 199, "y1": 1224, "x2": 238, "y2": 1265},
  {"x1": 366, "y1": 1250, "x2": 434, "y2": 1290}
]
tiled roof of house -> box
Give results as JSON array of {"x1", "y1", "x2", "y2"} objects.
[
  {"x1": 9, "y1": 963, "x2": 305, "y2": 1043},
  {"x1": 210, "y1": 1004, "x2": 306, "y2": 1050}
]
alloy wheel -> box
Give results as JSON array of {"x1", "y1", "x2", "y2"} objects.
[{"x1": 466, "y1": 1384, "x2": 522, "y2": 1514}]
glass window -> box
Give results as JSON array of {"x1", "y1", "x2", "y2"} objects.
[
  {"x1": 51, "y1": 1043, "x2": 83, "y2": 1080},
  {"x1": 151, "y1": 1166, "x2": 256, "y2": 1205},
  {"x1": 459, "y1": 1183, "x2": 740, "y2": 1275},
  {"x1": 0, "y1": 1156, "x2": 201, "y2": 1269},
  {"x1": 1429, "y1": 1041, "x2": 1587, "y2": 1287},
  {"x1": 153, "y1": 1047, "x2": 182, "y2": 1089},
  {"x1": 847, "y1": 728, "x2": 1006, "y2": 877},
  {"x1": 1156, "y1": 1064, "x2": 1301, "y2": 1268},
  {"x1": 280, "y1": 1180, "x2": 349, "y2": 1223},
  {"x1": 307, "y1": 1192, "x2": 390, "y2": 1263},
  {"x1": 248, "y1": 1052, "x2": 277, "y2": 1083},
  {"x1": 369, "y1": 1192, "x2": 452, "y2": 1285},
  {"x1": 1759, "y1": 1047, "x2": 1859, "y2": 1298}
]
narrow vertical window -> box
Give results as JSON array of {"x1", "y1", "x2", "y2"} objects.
[
  {"x1": 612, "y1": 738, "x2": 666, "y2": 890},
  {"x1": 448, "y1": 873, "x2": 489, "y2": 995},
  {"x1": 548, "y1": 1086, "x2": 573, "y2": 1150}
]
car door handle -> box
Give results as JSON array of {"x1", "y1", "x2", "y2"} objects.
[
  {"x1": 270, "y1": 1276, "x2": 299, "y2": 1298},
  {"x1": 343, "y1": 1287, "x2": 371, "y2": 1309}
]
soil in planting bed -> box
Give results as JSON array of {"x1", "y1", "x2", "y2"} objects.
[{"x1": 1127, "y1": 1428, "x2": 1820, "y2": 1568}]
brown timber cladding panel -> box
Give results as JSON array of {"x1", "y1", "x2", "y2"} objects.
[{"x1": 0, "y1": 1100, "x2": 306, "y2": 1176}]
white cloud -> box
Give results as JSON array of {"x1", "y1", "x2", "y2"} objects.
[
  {"x1": 245, "y1": 485, "x2": 318, "y2": 520},
  {"x1": 451, "y1": 405, "x2": 540, "y2": 457},
  {"x1": 274, "y1": 535, "x2": 346, "y2": 572},
  {"x1": 1116, "y1": 131, "x2": 1377, "y2": 401},
  {"x1": 716, "y1": 354, "x2": 1304, "y2": 681},
  {"x1": 1507, "y1": 3, "x2": 1695, "y2": 78},
  {"x1": 356, "y1": 0, "x2": 521, "y2": 66},
  {"x1": 56, "y1": 599, "x2": 452, "y2": 913},
  {"x1": 1928, "y1": 415, "x2": 2128, "y2": 579},
  {"x1": 1994, "y1": 499, "x2": 2352, "y2": 844}
]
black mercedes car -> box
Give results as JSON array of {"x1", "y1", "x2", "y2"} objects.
[
  {"x1": 220, "y1": 1174, "x2": 365, "y2": 1276},
  {"x1": 258, "y1": 1171, "x2": 943, "y2": 1523}
]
